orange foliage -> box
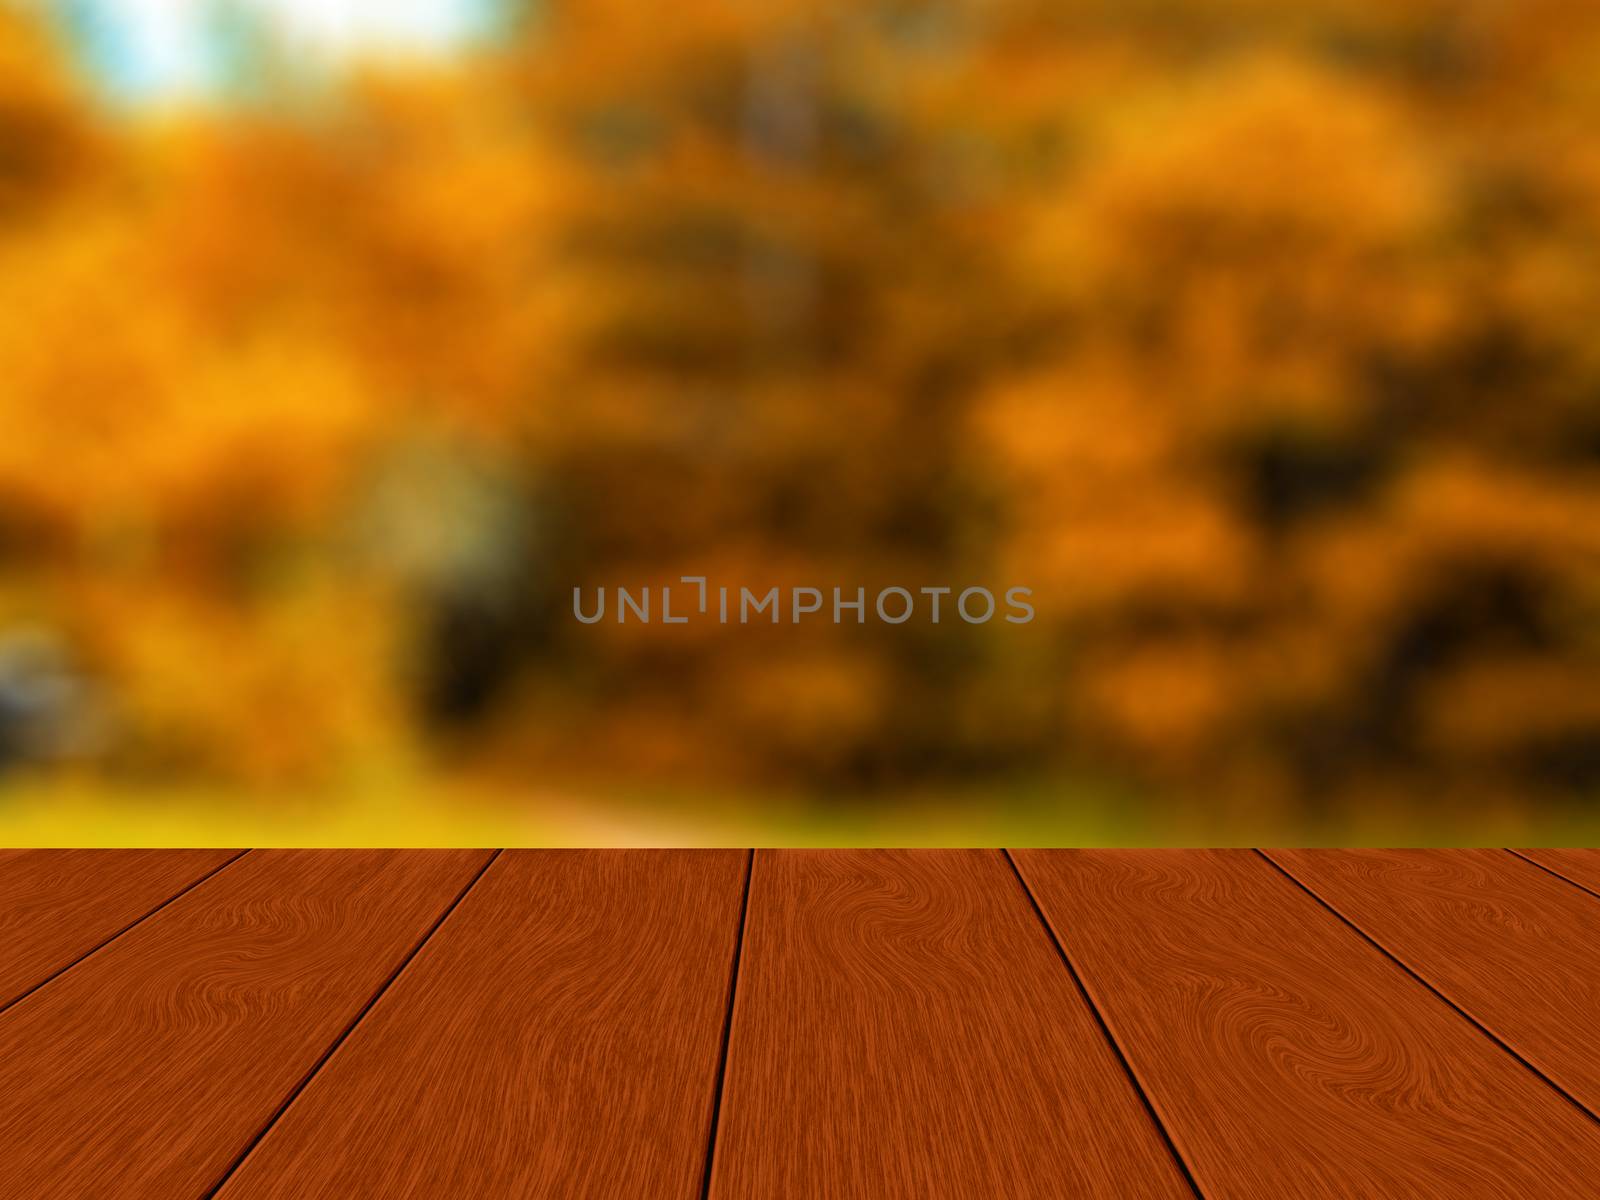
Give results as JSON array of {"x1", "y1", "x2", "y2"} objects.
[{"x1": 1, "y1": 1, "x2": 1597, "y2": 808}]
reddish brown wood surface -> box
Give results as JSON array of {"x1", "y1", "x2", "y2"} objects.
[
  {"x1": 7, "y1": 848, "x2": 1600, "y2": 1198},
  {"x1": 1011, "y1": 849, "x2": 1600, "y2": 1199},
  {"x1": 1267, "y1": 848, "x2": 1600, "y2": 1116},
  {"x1": 216, "y1": 850, "x2": 749, "y2": 1200},
  {"x1": 709, "y1": 850, "x2": 1193, "y2": 1199},
  {"x1": 0, "y1": 848, "x2": 241, "y2": 1009},
  {"x1": 0, "y1": 849, "x2": 491, "y2": 1200},
  {"x1": 1515, "y1": 848, "x2": 1600, "y2": 895}
]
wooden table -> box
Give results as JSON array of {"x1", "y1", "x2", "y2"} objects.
[{"x1": 2, "y1": 849, "x2": 1599, "y2": 1197}]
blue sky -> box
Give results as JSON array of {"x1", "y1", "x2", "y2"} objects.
[{"x1": 49, "y1": 0, "x2": 497, "y2": 102}]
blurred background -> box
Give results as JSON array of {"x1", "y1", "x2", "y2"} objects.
[{"x1": 1, "y1": 0, "x2": 1598, "y2": 845}]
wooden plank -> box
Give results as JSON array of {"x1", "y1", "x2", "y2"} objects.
[
  {"x1": 1515, "y1": 848, "x2": 1600, "y2": 896},
  {"x1": 708, "y1": 850, "x2": 1194, "y2": 1199},
  {"x1": 215, "y1": 850, "x2": 750, "y2": 1200},
  {"x1": 1011, "y1": 849, "x2": 1600, "y2": 1199},
  {"x1": 0, "y1": 849, "x2": 242, "y2": 1010},
  {"x1": 1265, "y1": 848, "x2": 1600, "y2": 1116},
  {"x1": 0, "y1": 849, "x2": 492, "y2": 1200}
]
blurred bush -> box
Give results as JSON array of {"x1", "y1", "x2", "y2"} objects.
[{"x1": 0, "y1": 0, "x2": 1598, "y2": 820}]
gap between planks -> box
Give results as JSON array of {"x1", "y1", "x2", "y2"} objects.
[
  {"x1": 1003, "y1": 850, "x2": 1206, "y2": 1200},
  {"x1": 1506, "y1": 848, "x2": 1600, "y2": 902},
  {"x1": 698, "y1": 848, "x2": 756, "y2": 1200},
  {"x1": 201, "y1": 849, "x2": 505, "y2": 1199},
  {"x1": 0, "y1": 849, "x2": 251, "y2": 1022},
  {"x1": 1257, "y1": 849, "x2": 1600, "y2": 1131}
]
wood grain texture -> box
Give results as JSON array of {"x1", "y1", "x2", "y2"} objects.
[
  {"x1": 1515, "y1": 848, "x2": 1600, "y2": 896},
  {"x1": 216, "y1": 850, "x2": 749, "y2": 1200},
  {"x1": 0, "y1": 849, "x2": 490, "y2": 1200},
  {"x1": 1011, "y1": 849, "x2": 1600, "y2": 1199},
  {"x1": 1267, "y1": 849, "x2": 1600, "y2": 1116},
  {"x1": 709, "y1": 850, "x2": 1193, "y2": 1199},
  {"x1": 0, "y1": 848, "x2": 241, "y2": 1009}
]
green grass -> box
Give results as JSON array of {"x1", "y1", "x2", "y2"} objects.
[{"x1": 1, "y1": 773, "x2": 1595, "y2": 846}]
